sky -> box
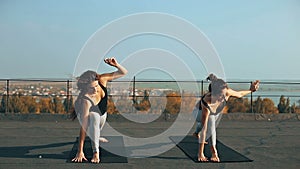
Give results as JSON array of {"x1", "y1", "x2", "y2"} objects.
[{"x1": 0, "y1": 0, "x2": 300, "y2": 81}]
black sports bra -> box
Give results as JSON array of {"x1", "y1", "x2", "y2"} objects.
[
  {"x1": 82, "y1": 95, "x2": 101, "y2": 114},
  {"x1": 199, "y1": 94, "x2": 227, "y2": 115},
  {"x1": 81, "y1": 83, "x2": 107, "y2": 115},
  {"x1": 97, "y1": 83, "x2": 107, "y2": 115}
]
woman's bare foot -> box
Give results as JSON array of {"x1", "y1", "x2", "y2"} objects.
[
  {"x1": 91, "y1": 152, "x2": 100, "y2": 163},
  {"x1": 99, "y1": 137, "x2": 109, "y2": 143},
  {"x1": 198, "y1": 154, "x2": 209, "y2": 162},
  {"x1": 210, "y1": 153, "x2": 220, "y2": 162}
]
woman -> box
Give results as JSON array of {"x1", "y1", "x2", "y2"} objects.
[
  {"x1": 71, "y1": 57, "x2": 127, "y2": 163},
  {"x1": 195, "y1": 74, "x2": 259, "y2": 162}
]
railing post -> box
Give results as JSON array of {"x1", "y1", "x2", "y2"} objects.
[
  {"x1": 132, "y1": 76, "x2": 136, "y2": 114},
  {"x1": 133, "y1": 76, "x2": 136, "y2": 100},
  {"x1": 66, "y1": 80, "x2": 70, "y2": 113},
  {"x1": 250, "y1": 81, "x2": 253, "y2": 113},
  {"x1": 201, "y1": 80, "x2": 204, "y2": 96},
  {"x1": 6, "y1": 80, "x2": 9, "y2": 113}
]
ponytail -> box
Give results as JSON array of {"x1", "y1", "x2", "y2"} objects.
[{"x1": 206, "y1": 73, "x2": 218, "y2": 82}]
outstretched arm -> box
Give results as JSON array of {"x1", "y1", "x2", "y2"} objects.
[
  {"x1": 199, "y1": 105, "x2": 210, "y2": 143},
  {"x1": 98, "y1": 57, "x2": 128, "y2": 86},
  {"x1": 72, "y1": 99, "x2": 90, "y2": 163},
  {"x1": 226, "y1": 80, "x2": 260, "y2": 98},
  {"x1": 198, "y1": 104, "x2": 210, "y2": 161}
]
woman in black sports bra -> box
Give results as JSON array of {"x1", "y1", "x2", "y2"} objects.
[
  {"x1": 195, "y1": 74, "x2": 259, "y2": 162},
  {"x1": 72, "y1": 57, "x2": 127, "y2": 163}
]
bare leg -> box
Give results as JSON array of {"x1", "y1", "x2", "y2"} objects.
[
  {"x1": 210, "y1": 145, "x2": 220, "y2": 162},
  {"x1": 198, "y1": 143, "x2": 208, "y2": 162}
]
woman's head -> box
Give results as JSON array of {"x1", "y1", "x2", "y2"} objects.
[
  {"x1": 207, "y1": 73, "x2": 228, "y2": 98},
  {"x1": 77, "y1": 70, "x2": 100, "y2": 94}
]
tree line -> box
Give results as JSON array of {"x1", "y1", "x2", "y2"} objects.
[
  {"x1": 225, "y1": 95, "x2": 300, "y2": 114},
  {"x1": 0, "y1": 93, "x2": 73, "y2": 114},
  {"x1": 0, "y1": 91, "x2": 299, "y2": 114}
]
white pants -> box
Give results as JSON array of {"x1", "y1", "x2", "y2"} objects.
[
  {"x1": 87, "y1": 112, "x2": 107, "y2": 153},
  {"x1": 195, "y1": 109, "x2": 222, "y2": 146}
]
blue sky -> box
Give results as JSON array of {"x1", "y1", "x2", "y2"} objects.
[{"x1": 0, "y1": 0, "x2": 300, "y2": 80}]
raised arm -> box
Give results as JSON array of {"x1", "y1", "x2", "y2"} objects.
[
  {"x1": 98, "y1": 57, "x2": 128, "y2": 86},
  {"x1": 226, "y1": 80, "x2": 260, "y2": 98}
]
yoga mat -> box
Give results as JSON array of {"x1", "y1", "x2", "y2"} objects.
[
  {"x1": 170, "y1": 136, "x2": 253, "y2": 163},
  {"x1": 68, "y1": 136, "x2": 128, "y2": 163}
]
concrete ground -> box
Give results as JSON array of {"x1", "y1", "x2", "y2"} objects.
[{"x1": 0, "y1": 114, "x2": 299, "y2": 169}]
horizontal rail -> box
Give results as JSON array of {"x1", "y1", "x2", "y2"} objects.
[{"x1": 0, "y1": 78, "x2": 299, "y2": 114}]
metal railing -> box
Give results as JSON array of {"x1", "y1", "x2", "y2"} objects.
[{"x1": 0, "y1": 78, "x2": 300, "y2": 114}]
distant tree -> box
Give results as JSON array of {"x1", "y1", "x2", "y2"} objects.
[
  {"x1": 10, "y1": 94, "x2": 27, "y2": 113},
  {"x1": 249, "y1": 96, "x2": 278, "y2": 114},
  {"x1": 39, "y1": 97, "x2": 52, "y2": 113},
  {"x1": 69, "y1": 96, "x2": 74, "y2": 112},
  {"x1": 253, "y1": 96, "x2": 263, "y2": 113},
  {"x1": 53, "y1": 97, "x2": 65, "y2": 114},
  {"x1": 286, "y1": 97, "x2": 291, "y2": 113},
  {"x1": 6, "y1": 96, "x2": 14, "y2": 113},
  {"x1": 63, "y1": 96, "x2": 74, "y2": 114},
  {"x1": 262, "y1": 98, "x2": 278, "y2": 114},
  {"x1": 0, "y1": 96, "x2": 7, "y2": 113},
  {"x1": 164, "y1": 91, "x2": 181, "y2": 114},
  {"x1": 226, "y1": 97, "x2": 250, "y2": 113},
  {"x1": 277, "y1": 95, "x2": 289, "y2": 113},
  {"x1": 149, "y1": 96, "x2": 167, "y2": 114},
  {"x1": 107, "y1": 96, "x2": 117, "y2": 114},
  {"x1": 20, "y1": 96, "x2": 38, "y2": 113},
  {"x1": 181, "y1": 93, "x2": 197, "y2": 114},
  {"x1": 132, "y1": 90, "x2": 151, "y2": 111},
  {"x1": 114, "y1": 95, "x2": 133, "y2": 114},
  {"x1": 291, "y1": 103, "x2": 297, "y2": 113}
]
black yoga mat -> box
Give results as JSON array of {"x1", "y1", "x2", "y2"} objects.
[
  {"x1": 170, "y1": 136, "x2": 253, "y2": 163},
  {"x1": 68, "y1": 136, "x2": 128, "y2": 163}
]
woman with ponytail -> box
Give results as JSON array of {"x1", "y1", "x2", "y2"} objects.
[{"x1": 194, "y1": 73, "x2": 259, "y2": 162}]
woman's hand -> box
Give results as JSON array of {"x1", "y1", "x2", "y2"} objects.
[
  {"x1": 71, "y1": 151, "x2": 88, "y2": 163},
  {"x1": 250, "y1": 80, "x2": 260, "y2": 92},
  {"x1": 104, "y1": 57, "x2": 118, "y2": 67}
]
